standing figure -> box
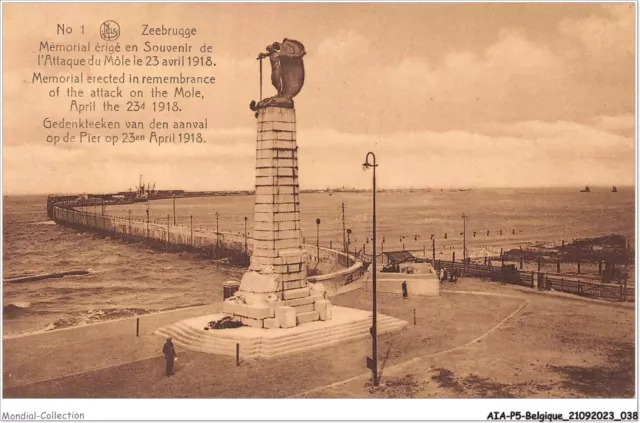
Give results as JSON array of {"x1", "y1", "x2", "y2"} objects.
[
  {"x1": 401, "y1": 280, "x2": 408, "y2": 299},
  {"x1": 162, "y1": 337, "x2": 177, "y2": 376},
  {"x1": 250, "y1": 39, "x2": 306, "y2": 112}
]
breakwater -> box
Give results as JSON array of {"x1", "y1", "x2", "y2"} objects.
[{"x1": 47, "y1": 199, "x2": 364, "y2": 293}]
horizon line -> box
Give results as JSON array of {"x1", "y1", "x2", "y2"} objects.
[{"x1": 3, "y1": 184, "x2": 636, "y2": 197}]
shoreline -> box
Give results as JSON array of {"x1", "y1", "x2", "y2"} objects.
[
  {"x1": 5, "y1": 269, "x2": 633, "y2": 339},
  {"x1": 2, "y1": 303, "x2": 214, "y2": 340}
]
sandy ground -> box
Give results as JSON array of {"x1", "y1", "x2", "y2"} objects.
[
  {"x1": 310, "y1": 280, "x2": 635, "y2": 398},
  {"x1": 3, "y1": 278, "x2": 634, "y2": 398}
]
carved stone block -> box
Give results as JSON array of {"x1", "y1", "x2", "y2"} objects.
[
  {"x1": 275, "y1": 306, "x2": 296, "y2": 329},
  {"x1": 282, "y1": 287, "x2": 311, "y2": 300},
  {"x1": 296, "y1": 311, "x2": 319, "y2": 325},
  {"x1": 263, "y1": 317, "x2": 280, "y2": 330}
]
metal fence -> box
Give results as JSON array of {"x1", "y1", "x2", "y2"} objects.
[
  {"x1": 49, "y1": 202, "x2": 365, "y2": 286},
  {"x1": 431, "y1": 259, "x2": 634, "y2": 303},
  {"x1": 52, "y1": 204, "x2": 249, "y2": 261},
  {"x1": 47, "y1": 198, "x2": 632, "y2": 302}
]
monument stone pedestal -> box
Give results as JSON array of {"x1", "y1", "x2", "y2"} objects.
[
  {"x1": 155, "y1": 40, "x2": 408, "y2": 355},
  {"x1": 222, "y1": 106, "x2": 331, "y2": 329}
]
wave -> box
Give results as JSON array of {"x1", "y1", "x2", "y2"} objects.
[
  {"x1": 41, "y1": 286, "x2": 138, "y2": 296},
  {"x1": 3, "y1": 303, "x2": 210, "y2": 337},
  {"x1": 3, "y1": 323, "x2": 57, "y2": 339},
  {"x1": 3, "y1": 302, "x2": 31, "y2": 319},
  {"x1": 51, "y1": 307, "x2": 154, "y2": 329}
]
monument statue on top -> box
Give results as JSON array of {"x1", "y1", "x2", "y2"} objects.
[
  {"x1": 250, "y1": 38, "x2": 306, "y2": 112},
  {"x1": 220, "y1": 38, "x2": 332, "y2": 329}
]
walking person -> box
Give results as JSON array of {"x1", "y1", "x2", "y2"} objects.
[{"x1": 163, "y1": 337, "x2": 178, "y2": 377}]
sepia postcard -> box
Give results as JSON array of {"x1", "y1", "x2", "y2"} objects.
[{"x1": 1, "y1": 1, "x2": 637, "y2": 421}]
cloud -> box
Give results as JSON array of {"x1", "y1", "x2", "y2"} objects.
[
  {"x1": 593, "y1": 114, "x2": 635, "y2": 137},
  {"x1": 2, "y1": 128, "x2": 258, "y2": 195},
  {"x1": 316, "y1": 30, "x2": 370, "y2": 61},
  {"x1": 3, "y1": 4, "x2": 635, "y2": 195},
  {"x1": 390, "y1": 29, "x2": 563, "y2": 97},
  {"x1": 297, "y1": 123, "x2": 633, "y2": 190},
  {"x1": 559, "y1": 4, "x2": 634, "y2": 61},
  {"x1": 6, "y1": 118, "x2": 632, "y2": 195}
]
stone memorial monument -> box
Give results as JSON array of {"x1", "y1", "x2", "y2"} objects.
[{"x1": 222, "y1": 39, "x2": 332, "y2": 329}]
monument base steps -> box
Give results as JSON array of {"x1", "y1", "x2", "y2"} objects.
[
  {"x1": 296, "y1": 311, "x2": 319, "y2": 325},
  {"x1": 155, "y1": 306, "x2": 407, "y2": 359},
  {"x1": 292, "y1": 303, "x2": 315, "y2": 314},
  {"x1": 282, "y1": 296, "x2": 316, "y2": 307}
]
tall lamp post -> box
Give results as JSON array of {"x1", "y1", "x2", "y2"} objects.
[
  {"x1": 146, "y1": 202, "x2": 150, "y2": 238},
  {"x1": 127, "y1": 209, "x2": 132, "y2": 239},
  {"x1": 244, "y1": 216, "x2": 248, "y2": 261},
  {"x1": 346, "y1": 229, "x2": 352, "y2": 265},
  {"x1": 363, "y1": 151, "x2": 378, "y2": 386},
  {"x1": 167, "y1": 213, "x2": 171, "y2": 249},
  {"x1": 173, "y1": 195, "x2": 176, "y2": 225},
  {"x1": 215, "y1": 212, "x2": 220, "y2": 253},
  {"x1": 316, "y1": 218, "x2": 321, "y2": 263},
  {"x1": 462, "y1": 213, "x2": 468, "y2": 276}
]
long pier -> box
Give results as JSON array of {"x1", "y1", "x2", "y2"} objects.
[{"x1": 46, "y1": 196, "x2": 365, "y2": 294}]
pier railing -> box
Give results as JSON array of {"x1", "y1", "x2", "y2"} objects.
[
  {"x1": 431, "y1": 259, "x2": 634, "y2": 303},
  {"x1": 47, "y1": 198, "x2": 631, "y2": 302},
  {"x1": 48, "y1": 201, "x2": 364, "y2": 289}
]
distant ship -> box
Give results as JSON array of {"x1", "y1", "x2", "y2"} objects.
[
  {"x1": 580, "y1": 185, "x2": 591, "y2": 193},
  {"x1": 612, "y1": 186, "x2": 618, "y2": 193}
]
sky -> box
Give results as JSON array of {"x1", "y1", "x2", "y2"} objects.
[{"x1": 2, "y1": 2, "x2": 636, "y2": 194}]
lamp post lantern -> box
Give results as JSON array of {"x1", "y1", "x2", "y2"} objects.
[
  {"x1": 363, "y1": 151, "x2": 379, "y2": 386},
  {"x1": 316, "y1": 218, "x2": 321, "y2": 262}
]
